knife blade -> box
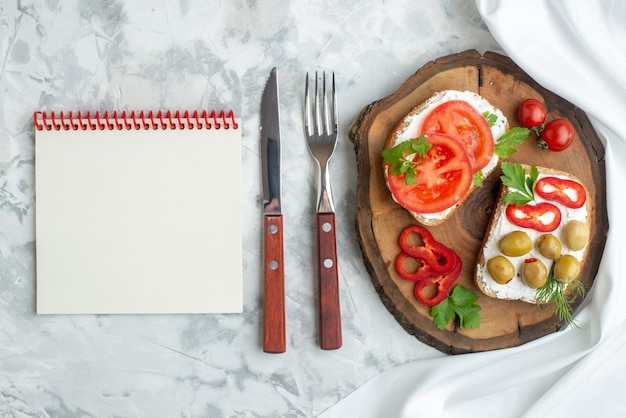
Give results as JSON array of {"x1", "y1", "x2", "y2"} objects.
[{"x1": 260, "y1": 67, "x2": 286, "y2": 353}]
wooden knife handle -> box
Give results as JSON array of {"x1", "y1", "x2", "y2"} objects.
[
  {"x1": 263, "y1": 214, "x2": 286, "y2": 353},
  {"x1": 316, "y1": 212, "x2": 342, "y2": 350}
]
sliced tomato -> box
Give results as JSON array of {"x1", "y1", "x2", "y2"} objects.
[
  {"x1": 505, "y1": 202, "x2": 562, "y2": 232},
  {"x1": 386, "y1": 134, "x2": 472, "y2": 214},
  {"x1": 421, "y1": 100, "x2": 495, "y2": 173},
  {"x1": 535, "y1": 176, "x2": 586, "y2": 209}
]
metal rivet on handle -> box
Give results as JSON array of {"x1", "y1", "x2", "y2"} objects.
[
  {"x1": 322, "y1": 222, "x2": 332, "y2": 233},
  {"x1": 323, "y1": 258, "x2": 334, "y2": 268}
]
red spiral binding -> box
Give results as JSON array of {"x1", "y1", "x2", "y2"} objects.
[{"x1": 34, "y1": 109, "x2": 239, "y2": 131}]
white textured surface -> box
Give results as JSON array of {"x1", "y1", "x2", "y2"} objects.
[{"x1": 0, "y1": 1, "x2": 501, "y2": 416}]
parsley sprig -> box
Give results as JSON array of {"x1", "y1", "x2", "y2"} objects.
[
  {"x1": 495, "y1": 127, "x2": 530, "y2": 158},
  {"x1": 500, "y1": 162, "x2": 539, "y2": 205},
  {"x1": 472, "y1": 171, "x2": 484, "y2": 187},
  {"x1": 431, "y1": 286, "x2": 481, "y2": 330},
  {"x1": 483, "y1": 111, "x2": 498, "y2": 127},
  {"x1": 382, "y1": 135, "x2": 432, "y2": 185},
  {"x1": 536, "y1": 262, "x2": 585, "y2": 328},
  {"x1": 483, "y1": 110, "x2": 530, "y2": 159}
]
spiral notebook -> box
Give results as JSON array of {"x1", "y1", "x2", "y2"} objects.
[{"x1": 34, "y1": 110, "x2": 243, "y2": 314}]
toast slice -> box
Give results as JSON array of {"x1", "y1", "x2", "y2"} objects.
[
  {"x1": 384, "y1": 90, "x2": 508, "y2": 226},
  {"x1": 474, "y1": 164, "x2": 591, "y2": 303}
]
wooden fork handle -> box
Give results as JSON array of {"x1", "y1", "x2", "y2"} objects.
[
  {"x1": 263, "y1": 214, "x2": 286, "y2": 353},
  {"x1": 316, "y1": 212, "x2": 342, "y2": 350}
]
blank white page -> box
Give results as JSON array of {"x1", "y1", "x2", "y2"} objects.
[{"x1": 35, "y1": 114, "x2": 242, "y2": 314}]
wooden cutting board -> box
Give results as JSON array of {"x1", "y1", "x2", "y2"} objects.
[{"x1": 348, "y1": 50, "x2": 609, "y2": 354}]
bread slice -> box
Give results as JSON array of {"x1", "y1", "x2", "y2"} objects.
[
  {"x1": 383, "y1": 90, "x2": 508, "y2": 226},
  {"x1": 474, "y1": 164, "x2": 591, "y2": 303}
]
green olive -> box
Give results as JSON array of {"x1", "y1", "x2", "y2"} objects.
[
  {"x1": 498, "y1": 231, "x2": 532, "y2": 257},
  {"x1": 554, "y1": 254, "x2": 581, "y2": 283},
  {"x1": 564, "y1": 220, "x2": 590, "y2": 251},
  {"x1": 536, "y1": 234, "x2": 562, "y2": 259},
  {"x1": 487, "y1": 255, "x2": 515, "y2": 284},
  {"x1": 522, "y1": 259, "x2": 548, "y2": 289}
]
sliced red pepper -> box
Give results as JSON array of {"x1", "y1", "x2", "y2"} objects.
[
  {"x1": 395, "y1": 224, "x2": 463, "y2": 306},
  {"x1": 395, "y1": 250, "x2": 455, "y2": 282},
  {"x1": 414, "y1": 252, "x2": 462, "y2": 306},
  {"x1": 505, "y1": 202, "x2": 561, "y2": 232},
  {"x1": 535, "y1": 176, "x2": 586, "y2": 209},
  {"x1": 398, "y1": 225, "x2": 457, "y2": 273},
  {"x1": 395, "y1": 251, "x2": 433, "y2": 281}
]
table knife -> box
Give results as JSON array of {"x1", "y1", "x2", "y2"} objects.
[{"x1": 260, "y1": 67, "x2": 286, "y2": 353}]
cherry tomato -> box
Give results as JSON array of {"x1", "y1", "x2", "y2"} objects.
[
  {"x1": 421, "y1": 100, "x2": 494, "y2": 173},
  {"x1": 505, "y1": 202, "x2": 562, "y2": 232},
  {"x1": 386, "y1": 133, "x2": 472, "y2": 214},
  {"x1": 518, "y1": 98, "x2": 547, "y2": 129},
  {"x1": 539, "y1": 118, "x2": 575, "y2": 151},
  {"x1": 535, "y1": 176, "x2": 587, "y2": 209}
]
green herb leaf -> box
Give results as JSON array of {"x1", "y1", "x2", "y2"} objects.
[
  {"x1": 449, "y1": 285, "x2": 479, "y2": 306},
  {"x1": 494, "y1": 127, "x2": 530, "y2": 158},
  {"x1": 411, "y1": 136, "x2": 432, "y2": 155},
  {"x1": 381, "y1": 135, "x2": 432, "y2": 185},
  {"x1": 472, "y1": 171, "x2": 484, "y2": 187},
  {"x1": 502, "y1": 191, "x2": 532, "y2": 205},
  {"x1": 431, "y1": 298, "x2": 455, "y2": 330},
  {"x1": 483, "y1": 111, "x2": 498, "y2": 127},
  {"x1": 382, "y1": 143, "x2": 404, "y2": 165},
  {"x1": 405, "y1": 167, "x2": 417, "y2": 185},
  {"x1": 430, "y1": 286, "x2": 481, "y2": 330},
  {"x1": 501, "y1": 161, "x2": 528, "y2": 193},
  {"x1": 500, "y1": 161, "x2": 538, "y2": 205},
  {"x1": 455, "y1": 303, "x2": 482, "y2": 329},
  {"x1": 536, "y1": 262, "x2": 585, "y2": 328},
  {"x1": 528, "y1": 165, "x2": 539, "y2": 190}
]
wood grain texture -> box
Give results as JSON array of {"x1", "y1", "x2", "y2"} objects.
[
  {"x1": 263, "y1": 214, "x2": 286, "y2": 353},
  {"x1": 348, "y1": 50, "x2": 609, "y2": 354},
  {"x1": 317, "y1": 212, "x2": 342, "y2": 350}
]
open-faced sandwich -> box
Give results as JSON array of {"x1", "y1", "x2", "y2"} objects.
[
  {"x1": 474, "y1": 162, "x2": 590, "y2": 323},
  {"x1": 382, "y1": 90, "x2": 515, "y2": 226}
]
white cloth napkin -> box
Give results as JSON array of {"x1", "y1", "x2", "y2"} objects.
[{"x1": 321, "y1": 1, "x2": 626, "y2": 416}]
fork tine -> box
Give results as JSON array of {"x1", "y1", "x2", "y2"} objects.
[
  {"x1": 322, "y1": 71, "x2": 335, "y2": 136},
  {"x1": 331, "y1": 72, "x2": 338, "y2": 135},
  {"x1": 322, "y1": 71, "x2": 329, "y2": 135},
  {"x1": 314, "y1": 71, "x2": 321, "y2": 135},
  {"x1": 304, "y1": 72, "x2": 311, "y2": 137}
]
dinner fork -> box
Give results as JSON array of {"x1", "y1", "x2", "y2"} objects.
[{"x1": 304, "y1": 71, "x2": 342, "y2": 350}]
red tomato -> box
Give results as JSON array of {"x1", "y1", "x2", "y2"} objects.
[
  {"x1": 539, "y1": 118, "x2": 575, "y2": 151},
  {"x1": 386, "y1": 134, "x2": 472, "y2": 214},
  {"x1": 505, "y1": 202, "x2": 562, "y2": 232},
  {"x1": 421, "y1": 100, "x2": 494, "y2": 173},
  {"x1": 535, "y1": 177, "x2": 587, "y2": 209},
  {"x1": 518, "y1": 98, "x2": 547, "y2": 129}
]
